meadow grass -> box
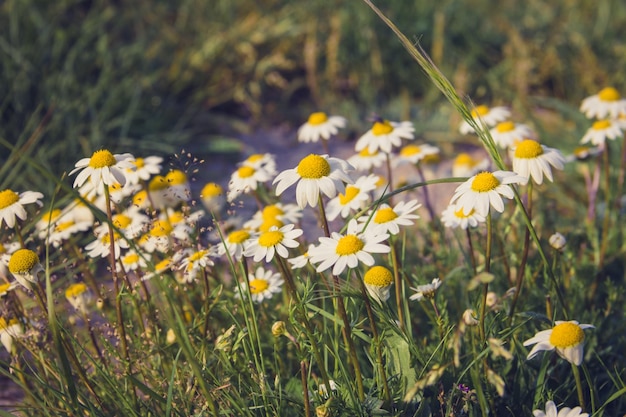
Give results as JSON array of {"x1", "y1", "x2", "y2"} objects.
[{"x1": 1, "y1": 1, "x2": 626, "y2": 417}]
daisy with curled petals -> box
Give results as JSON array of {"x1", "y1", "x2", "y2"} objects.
[
  {"x1": 580, "y1": 119, "x2": 623, "y2": 147},
  {"x1": 273, "y1": 154, "x2": 353, "y2": 209},
  {"x1": 393, "y1": 144, "x2": 440, "y2": 166},
  {"x1": 244, "y1": 224, "x2": 303, "y2": 263},
  {"x1": 512, "y1": 139, "x2": 565, "y2": 185},
  {"x1": 451, "y1": 153, "x2": 490, "y2": 178},
  {"x1": 441, "y1": 203, "x2": 486, "y2": 229},
  {"x1": 580, "y1": 87, "x2": 626, "y2": 119},
  {"x1": 363, "y1": 265, "x2": 394, "y2": 304},
  {"x1": 489, "y1": 121, "x2": 537, "y2": 149},
  {"x1": 227, "y1": 163, "x2": 272, "y2": 202},
  {"x1": 459, "y1": 105, "x2": 511, "y2": 135},
  {"x1": 533, "y1": 401, "x2": 588, "y2": 417},
  {"x1": 326, "y1": 174, "x2": 379, "y2": 221},
  {"x1": 297, "y1": 112, "x2": 347, "y2": 143},
  {"x1": 524, "y1": 320, "x2": 594, "y2": 366},
  {"x1": 359, "y1": 199, "x2": 421, "y2": 235},
  {"x1": 8, "y1": 249, "x2": 44, "y2": 291},
  {"x1": 409, "y1": 278, "x2": 442, "y2": 301},
  {"x1": 236, "y1": 266, "x2": 284, "y2": 303},
  {"x1": 449, "y1": 170, "x2": 523, "y2": 216},
  {"x1": 347, "y1": 148, "x2": 387, "y2": 172},
  {"x1": 70, "y1": 149, "x2": 134, "y2": 190},
  {"x1": 217, "y1": 228, "x2": 256, "y2": 261},
  {"x1": 355, "y1": 119, "x2": 415, "y2": 154},
  {"x1": 308, "y1": 219, "x2": 390, "y2": 276},
  {"x1": 0, "y1": 189, "x2": 43, "y2": 228}
]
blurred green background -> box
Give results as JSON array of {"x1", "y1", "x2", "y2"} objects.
[{"x1": 1, "y1": 0, "x2": 625, "y2": 192}]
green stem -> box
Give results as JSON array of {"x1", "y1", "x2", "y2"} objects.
[
  {"x1": 508, "y1": 181, "x2": 533, "y2": 324},
  {"x1": 572, "y1": 362, "x2": 586, "y2": 411},
  {"x1": 478, "y1": 213, "x2": 492, "y2": 343},
  {"x1": 390, "y1": 238, "x2": 405, "y2": 332}
]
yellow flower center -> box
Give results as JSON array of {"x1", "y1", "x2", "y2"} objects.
[
  {"x1": 169, "y1": 212, "x2": 184, "y2": 224},
  {"x1": 514, "y1": 140, "x2": 544, "y2": 159},
  {"x1": 0, "y1": 190, "x2": 19, "y2": 209},
  {"x1": 112, "y1": 214, "x2": 132, "y2": 229},
  {"x1": 374, "y1": 207, "x2": 398, "y2": 224},
  {"x1": 0, "y1": 317, "x2": 20, "y2": 330},
  {"x1": 454, "y1": 153, "x2": 476, "y2": 167},
  {"x1": 134, "y1": 157, "x2": 145, "y2": 169},
  {"x1": 258, "y1": 230, "x2": 284, "y2": 247},
  {"x1": 0, "y1": 283, "x2": 11, "y2": 295},
  {"x1": 89, "y1": 150, "x2": 116, "y2": 168},
  {"x1": 358, "y1": 148, "x2": 377, "y2": 157},
  {"x1": 549, "y1": 322, "x2": 585, "y2": 348},
  {"x1": 155, "y1": 258, "x2": 171, "y2": 272},
  {"x1": 166, "y1": 170, "x2": 187, "y2": 186},
  {"x1": 0, "y1": 243, "x2": 5, "y2": 253},
  {"x1": 123, "y1": 253, "x2": 140, "y2": 264},
  {"x1": 363, "y1": 266, "x2": 393, "y2": 287},
  {"x1": 598, "y1": 87, "x2": 620, "y2": 101},
  {"x1": 150, "y1": 220, "x2": 173, "y2": 237},
  {"x1": 247, "y1": 154, "x2": 265, "y2": 163},
  {"x1": 8, "y1": 249, "x2": 40, "y2": 274},
  {"x1": 495, "y1": 121, "x2": 515, "y2": 132},
  {"x1": 471, "y1": 172, "x2": 500, "y2": 192},
  {"x1": 133, "y1": 190, "x2": 148, "y2": 206},
  {"x1": 400, "y1": 145, "x2": 421, "y2": 157},
  {"x1": 55, "y1": 221, "x2": 75, "y2": 232},
  {"x1": 237, "y1": 166, "x2": 255, "y2": 178},
  {"x1": 592, "y1": 120, "x2": 612, "y2": 130},
  {"x1": 65, "y1": 283, "x2": 88, "y2": 299},
  {"x1": 307, "y1": 112, "x2": 328, "y2": 125},
  {"x1": 228, "y1": 230, "x2": 251, "y2": 244},
  {"x1": 262, "y1": 205, "x2": 284, "y2": 220},
  {"x1": 338, "y1": 186, "x2": 360, "y2": 205},
  {"x1": 201, "y1": 183, "x2": 223, "y2": 198},
  {"x1": 454, "y1": 208, "x2": 475, "y2": 218},
  {"x1": 249, "y1": 278, "x2": 269, "y2": 294},
  {"x1": 149, "y1": 175, "x2": 168, "y2": 191},
  {"x1": 259, "y1": 218, "x2": 284, "y2": 232},
  {"x1": 471, "y1": 105, "x2": 490, "y2": 117},
  {"x1": 42, "y1": 209, "x2": 62, "y2": 223},
  {"x1": 297, "y1": 154, "x2": 331, "y2": 179},
  {"x1": 371, "y1": 120, "x2": 394, "y2": 136},
  {"x1": 335, "y1": 235, "x2": 364, "y2": 256}
]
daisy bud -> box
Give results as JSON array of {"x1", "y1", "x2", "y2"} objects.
[
  {"x1": 272, "y1": 321, "x2": 287, "y2": 337},
  {"x1": 462, "y1": 309, "x2": 479, "y2": 326},
  {"x1": 549, "y1": 232, "x2": 567, "y2": 251},
  {"x1": 8, "y1": 249, "x2": 44, "y2": 291},
  {"x1": 363, "y1": 266, "x2": 393, "y2": 304}
]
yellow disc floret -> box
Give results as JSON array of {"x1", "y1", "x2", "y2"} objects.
[
  {"x1": 297, "y1": 154, "x2": 331, "y2": 179},
  {"x1": 374, "y1": 207, "x2": 398, "y2": 224},
  {"x1": 471, "y1": 172, "x2": 500, "y2": 192},
  {"x1": 262, "y1": 205, "x2": 284, "y2": 220},
  {"x1": 307, "y1": 112, "x2": 328, "y2": 125},
  {"x1": 8, "y1": 249, "x2": 40, "y2": 274},
  {"x1": 112, "y1": 214, "x2": 132, "y2": 229},
  {"x1": 237, "y1": 166, "x2": 255, "y2": 178},
  {"x1": 598, "y1": 87, "x2": 620, "y2": 101},
  {"x1": 455, "y1": 208, "x2": 475, "y2": 218},
  {"x1": 228, "y1": 230, "x2": 251, "y2": 244},
  {"x1": 592, "y1": 120, "x2": 612, "y2": 131},
  {"x1": 372, "y1": 120, "x2": 394, "y2": 136},
  {"x1": 454, "y1": 153, "x2": 477, "y2": 167},
  {"x1": 514, "y1": 139, "x2": 544, "y2": 159},
  {"x1": 495, "y1": 121, "x2": 515, "y2": 133},
  {"x1": 65, "y1": 283, "x2": 88, "y2": 299},
  {"x1": 471, "y1": 105, "x2": 490, "y2": 117},
  {"x1": 89, "y1": 150, "x2": 116, "y2": 168},
  {"x1": 400, "y1": 145, "x2": 421, "y2": 157},
  {"x1": 550, "y1": 322, "x2": 585, "y2": 348},
  {"x1": 335, "y1": 235, "x2": 364, "y2": 256},
  {"x1": 0, "y1": 190, "x2": 19, "y2": 210},
  {"x1": 166, "y1": 170, "x2": 187, "y2": 185},
  {"x1": 201, "y1": 183, "x2": 223, "y2": 198},
  {"x1": 249, "y1": 278, "x2": 269, "y2": 294},
  {"x1": 338, "y1": 186, "x2": 360, "y2": 205},
  {"x1": 363, "y1": 266, "x2": 393, "y2": 287},
  {"x1": 258, "y1": 230, "x2": 284, "y2": 247}
]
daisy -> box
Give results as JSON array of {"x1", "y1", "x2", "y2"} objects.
[
  {"x1": 409, "y1": 278, "x2": 442, "y2": 301},
  {"x1": 273, "y1": 154, "x2": 353, "y2": 209},
  {"x1": 451, "y1": 153, "x2": 490, "y2": 178},
  {"x1": 393, "y1": 144, "x2": 440, "y2": 166},
  {"x1": 308, "y1": 219, "x2": 390, "y2": 276},
  {"x1": 142, "y1": 257, "x2": 174, "y2": 282},
  {"x1": 523, "y1": 320, "x2": 594, "y2": 366},
  {"x1": 8, "y1": 249, "x2": 44, "y2": 290},
  {"x1": 489, "y1": 121, "x2": 537, "y2": 149},
  {"x1": 287, "y1": 244, "x2": 314, "y2": 269},
  {"x1": 533, "y1": 401, "x2": 588, "y2": 417},
  {"x1": 0, "y1": 189, "x2": 44, "y2": 228},
  {"x1": 347, "y1": 148, "x2": 387, "y2": 171},
  {"x1": 65, "y1": 282, "x2": 92, "y2": 314},
  {"x1": 85, "y1": 230, "x2": 129, "y2": 259},
  {"x1": 107, "y1": 181, "x2": 141, "y2": 204},
  {"x1": 449, "y1": 170, "x2": 523, "y2": 216},
  {"x1": 217, "y1": 228, "x2": 256, "y2": 261},
  {"x1": 47, "y1": 218, "x2": 92, "y2": 248},
  {"x1": 243, "y1": 203, "x2": 303, "y2": 231},
  {"x1": 70, "y1": 149, "x2": 134, "y2": 190},
  {"x1": 440, "y1": 203, "x2": 486, "y2": 229},
  {"x1": 459, "y1": 105, "x2": 511, "y2": 135},
  {"x1": 363, "y1": 265, "x2": 394, "y2": 304},
  {"x1": 0, "y1": 317, "x2": 23, "y2": 355},
  {"x1": 355, "y1": 119, "x2": 415, "y2": 154},
  {"x1": 0, "y1": 242, "x2": 21, "y2": 280},
  {"x1": 164, "y1": 169, "x2": 191, "y2": 206},
  {"x1": 325, "y1": 174, "x2": 379, "y2": 221},
  {"x1": 117, "y1": 250, "x2": 148, "y2": 273},
  {"x1": 124, "y1": 156, "x2": 163, "y2": 185},
  {"x1": 227, "y1": 164, "x2": 273, "y2": 202},
  {"x1": 177, "y1": 247, "x2": 215, "y2": 283},
  {"x1": 512, "y1": 139, "x2": 565, "y2": 185},
  {"x1": 200, "y1": 182, "x2": 225, "y2": 213},
  {"x1": 580, "y1": 119, "x2": 623, "y2": 147},
  {"x1": 244, "y1": 224, "x2": 303, "y2": 263},
  {"x1": 359, "y1": 199, "x2": 421, "y2": 235},
  {"x1": 564, "y1": 146, "x2": 603, "y2": 163},
  {"x1": 549, "y1": 232, "x2": 567, "y2": 251},
  {"x1": 94, "y1": 209, "x2": 150, "y2": 240},
  {"x1": 140, "y1": 219, "x2": 173, "y2": 253},
  {"x1": 297, "y1": 112, "x2": 347, "y2": 143},
  {"x1": 236, "y1": 266, "x2": 284, "y2": 303},
  {"x1": 580, "y1": 87, "x2": 626, "y2": 119}
]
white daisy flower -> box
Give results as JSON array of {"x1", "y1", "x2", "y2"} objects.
[
  {"x1": 512, "y1": 139, "x2": 565, "y2": 185},
  {"x1": 0, "y1": 317, "x2": 24, "y2": 355},
  {"x1": 227, "y1": 164, "x2": 273, "y2": 202},
  {"x1": 0, "y1": 242, "x2": 21, "y2": 281},
  {"x1": 0, "y1": 189, "x2": 44, "y2": 229},
  {"x1": 70, "y1": 149, "x2": 134, "y2": 190},
  {"x1": 533, "y1": 401, "x2": 588, "y2": 417},
  {"x1": 124, "y1": 156, "x2": 163, "y2": 185},
  {"x1": 449, "y1": 170, "x2": 524, "y2": 216},
  {"x1": 107, "y1": 181, "x2": 141, "y2": 204},
  {"x1": 140, "y1": 219, "x2": 173, "y2": 253},
  {"x1": 217, "y1": 228, "x2": 256, "y2": 261},
  {"x1": 273, "y1": 154, "x2": 353, "y2": 209},
  {"x1": 355, "y1": 119, "x2": 415, "y2": 154},
  {"x1": 244, "y1": 203, "x2": 303, "y2": 232},
  {"x1": 409, "y1": 278, "x2": 442, "y2": 301},
  {"x1": 287, "y1": 244, "x2": 314, "y2": 269},
  {"x1": 347, "y1": 148, "x2": 387, "y2": 171},
  {"x1": 363, "y1": 265, "x2": 394, "y2": 304},
  {"x1": 325, "y1": 174, "x2": 379, "y2": 221},
  {"x1": 440, "y1": 203, "x2": 486, "y2": 229},
  {"x1": 451, "y1": 153, "x2": 490, "y2": 178},
  {"x1": 359, "y1": 199, "x2": 421, "y2": 235},
  {"x1": 297, "y1": 112, "x2": 347, "y2": 143},
  {"x1": 85, "y1": 230, "x2": 129, "y2": 259},
  {"x1": 523, "y1": 320, "x2": 594, "y2": 366},
  {"x1": 393, "y1": 144, "x2": 440, "y2": 166},
  {"x1": 94, "y1": 209, "x2": 150, "y2": 240},
  {"x1": 580, "y1": 119, "x2": 623, "y2": 147},
  {"x1": 308, "y1": 219, "x2": 390, "y2": 276},
  {"x1": 47, "y1": 218, "x2": 92, "y2": 248},
  {"x1": 65, "y1": 283, "x2": 93, "y2": 314},
  {"x1": 177, "y1": 247, "x2": 215, "y2": 283},
  {"x1": 563, "y1": 146, "x2": 603, "y2": 163},
  {"x1": 489, "y1": 121, "x2": 537, "y2": 149},
  {"x1": 242, "y1": 153, "x2": 278, "y2": 177},
  {"x1": 459, "y1": 105, "x2": 511, "y2": 135},
  {"x1": 142, "y1": 258, "x2": 174, "y2": 282},
  {"x1": 8, "y1": 249, "x2": 44, "y2": 291},
  {"x1": 236, "y1": 266, "x2": 284, "y2": 303},
  {"x1": 164, "y1": 170, "x2": 191, "y2": 206},
  {"x1": 117, "y1": 250, "x2": 149, "y2": 273},
  {"x1": 199, "y1": 182, "x2": 225, "y2": 213},
  {"x1": 244, "y1": 224, "x2": 303, "y2": 263},
  {"x1": 580, "y1": 87, "x2": 626, "y2": 119}
]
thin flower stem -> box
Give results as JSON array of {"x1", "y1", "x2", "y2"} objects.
[
  {"x1": 416, "y1": 164, "x2": 435, "y2": 221},
  {"x1": 598, "y1": 145, "x2": 612, "y2": 270},
  {"x1": 508, "y1": 182, "x2": 533, "y2": 324},
  {"x1": 572, "y1": 363, "x2": 586, "y2": 411},
  {"x1": 479, "y1": 212, "x2": 492, "y2": 343},
  {"x1": 390, "y1": 238, "x2": 405, "y2": 332},
  {"x1": 385, "y1": 153, "x2": 394, "y2": 204},
  {"x1": 465, "y1": 228, "x2": 477, "y2": 276}
]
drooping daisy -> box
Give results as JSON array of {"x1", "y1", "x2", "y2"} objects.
[
  {"x1": 0, "y1": 189, "x2": 44, "y2": 228},
  {"x1": 217, "y1": 228, "x2": 256, "y2": 261},
  {"x1": 236, "y1": 266, "x2": 284, "y2": 303},
  {"x1": 459, "y1": 105, "x2": 511, "y2": 135},
  {"x1": 227, "y1": 164, "x2": 273, "y2": 202},
  {"x1": 347, "y1": 147, "x2": 387, "y2": 171},
  {"x1": 449, "y1": 170, "x2": 523, "y2": 216},
  {"x1": 308, "y1": 219, "x2": 390, "y2": 276},
  {"x1": 440, "y1": 203, "x2": 486, "y2": 229},
  {"x1": 8, "y1": 249, "x2": 44, "y2": 290},
  {"x1": 451, "y1": 153, "x2": 490, "y2": 178},
  {"x1": 409, "y1": 278, "x2": 442, "y2": 301},
  {"x1": 524, "y1": 320, "x2": 594, "y2": 366},
  {"x1": 489, "y1": 121, "x2": 537, "y2": 149},
  {"x1": 533, "y1": 401, "x2": 588, "y2": 417},
  {"x1": 512, "y1": 139, "x2": 565, "y2": 185},
  {"x1": 580, "y1": 87, "x2": 626, "y2": 120},
  {"x1": 164, "y1": 170, "x2": 191, "y2": 206},
  {"x1": 355, "y1": 119, "x2": 415, "y2": 154},
  {"x1": 363, "y1": 265, "x2": 394, "y2": 304},
  {"x1": 124, "y1": 156, "x2": 163, "y2": 185},
  {"x1": 244, "y1": 224, "x2": 303, "y2": 263},
  {"x1": 393, "y1": 144, "x2": 440, "y2": 166},
  {"x1": 200, "y1": 182, "x2": 226, "y2": 213},
  {"x1": 359, "y1": 199, "x2": 421, "y2": 235},
  {"x1": 65, "y1": 282, "x2": 92, "y2": 314},
  {"x1": 297, "y1": 112, "x2": 347, "y2": 143},
  {"x1": 580, "y1": 119, "x2": 623, "y2": 147},
  {"x1": 273, "y1": 154, "x2": 353, "y2": 209},
  {"x1": 325, "y1": 174, "x2": 379, "y2": 221},
  {"x1": 0, "y1": 317, "x2": 23, "y2": 355},
  {"x1": 70, "y1": 149, "x2": 134, "y2": 190}
]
